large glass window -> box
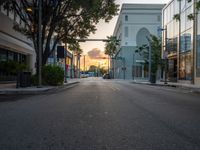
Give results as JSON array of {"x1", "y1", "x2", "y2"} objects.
[
  {"x1": 180, "y1": 30, "x2": 191, "y2": 52},
  {"x1": 125, "y1": 15, "x2": 128, "y2": 21},
  {"x1": 0, "y1": 49, "x2": 7, "y2": 61},
  {"x1": 167, "y1": 7, "x2": 170, "y2": 23},
  {"x1": 174, "y1": 0, "x2": 180, "y2": 14},
  {"x1": 169, "y1": 22, "x2": 174, "y2": 38},
  {"x1": 185, "y1": 53, "x2": 192, "y2": 80},
  {"x1": 185, "y1": 30, "x2": 191, "y2": 51},
  {"x1": 8, "y1": 51, "x2": 14, "y2": 61},
  {"x1": 173, "y1": 37, "x2": 178, "y2": 52},
  {"x1": 185, "y1": 6, "x2": 192, "y2": 30},
  {"x1": 186, "y1": 0, "x2": 193, "y2": 8},
  {"x1": 173, "y1": 20, "x2": 179, "y2": 36},
  {"x1": 179, "y1": 52, "x2": 192, "y2": 80},
  {"x1": 179, "y1": 54, "x2": 186, "y2": 79},
  {"x1": 181, "y1": 11, "x2": 186, "y2": 33},
  {"x1": 181, "y1": 0, "x2": 186, "y2": 11},
  {"x1": 197, "y1": 12, "x2": 200, "y2": 76},
  {"x1": 124, "y1": 26, "x2": 128, "y2": 37}
]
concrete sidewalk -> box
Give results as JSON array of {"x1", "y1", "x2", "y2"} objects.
[
  {"x1": 0, "y1": 79, "x2": 80, "y2": 95},
  {"x1": 131, "y1": 80, "x2": 200, "y2": 93}
]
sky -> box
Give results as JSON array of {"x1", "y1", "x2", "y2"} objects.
[{"x1": 80, "y1": 0, "x2": 171, "y2": 70}]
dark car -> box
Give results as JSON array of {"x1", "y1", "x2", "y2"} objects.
[{"x1": 103, "y1": 73, "x2": 111, "y2": 79}]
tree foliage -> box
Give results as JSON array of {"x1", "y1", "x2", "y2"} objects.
[
  {"x1": 104, "y1": 36, "x2": 119, "y2": 57},
  {"x1": 1, "y1": 0, "x2": 119, "y2": 66},
  {"x1": 135, "y1": 35, "x2": 161, "y2": 74},
  {"x1": 68, "y1": 41, "x2": 82, "y2": 55},
  {"x1": 149, "y1": 35, "x2": 162, "y2": 74},
  {"x1": 88, "y1": 65, "x2": 98, "y2": 72},
  {"x1": 42, "y1": 65, "x2": 64, "y2": 86}
]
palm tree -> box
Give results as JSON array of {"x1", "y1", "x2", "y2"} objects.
[{"x1": 104, "y1": 36, "x2": 119, "y2": 78}]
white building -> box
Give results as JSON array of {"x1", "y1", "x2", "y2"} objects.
[
  {"x1": 113, "y1": 4, "x2": 165, "y2": 80},
  {"x1": 0, "y1": 5, "x2": 36, "y2": 81}
]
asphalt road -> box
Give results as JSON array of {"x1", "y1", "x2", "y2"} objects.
[{"x1": 0, "y1": 78, "x2": 200, "y2": 150}]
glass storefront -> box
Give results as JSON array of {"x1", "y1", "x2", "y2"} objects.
[
  {"x1": 168, "y1": 58, "x2": 177, "y2": 81},
  {"x1": 163, "y1": 0, "x2": 194, "y2": 81},
  {"x1": 0, "y1": 48, "x2": 27, "y2": 81},
  {"x1": 197, "y1": 10, "x2": 200, "y2": 76},
  {"x1": 179, "y1": 53, "x2": 192, "y2": 80},
  {"x1": 180, "y1": 29, "x2": 192, "y2": 52},
  {"x1": 0, "y1": 48, "x2": 26, "y2": 63}
]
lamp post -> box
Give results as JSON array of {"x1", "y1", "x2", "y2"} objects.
[
  {"x1": 64, "y1": 43, "x2": 68, "y2": 83},
  {"x1": 38, "y1": 0, "x2": 42, "y2": 87},
  {"x1": 148, "y1": 44, "x2": 152, "y2": 82},
  {"x1": 158, "y1": 26, "x2": 168, "y2": 84}
]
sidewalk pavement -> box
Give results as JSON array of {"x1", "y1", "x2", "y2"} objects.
[
  {"x1": 131, "y1": 80, "x2": 200, "y2": 93},
  {"x1": 0, "y1": 78, "x2": 80, "y2": 95}
]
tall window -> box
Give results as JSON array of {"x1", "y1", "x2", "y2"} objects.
[
  {"x1": 125, "y1": 15, "x2": 128, "y2": 21},
  {"x1": 124, "y1": 26, "x2": 128, "y2": 37}
]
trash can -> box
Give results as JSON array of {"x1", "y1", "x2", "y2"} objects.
[{"x1": 19, "y1": 72, "x2": 31, "y2": 87}]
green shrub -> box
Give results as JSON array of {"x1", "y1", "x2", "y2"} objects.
[
  {"x1": 0, "y1": 61, "x2": 27, "y2": 75},
  {"x1": 42, "y1": 65, "x2": 64, "y2": 86}
]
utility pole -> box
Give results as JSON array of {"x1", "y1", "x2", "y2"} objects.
[
  {"x1": 38, "y1": 0, "x2": 42, "y2": 87},
  {"x1": 108, "y1": 56, "x2": 109, "y2": 73},
  {"x1": 148, "y1": 45, "x2": 152, "y2": 82},
  {"x1": 64, "y1": 43, "x2": 67, "y2": 83},
  {"x1": 192, "y1": 0, "x2": 197, "y2": 84},
  {"x1": 123, "y1": 58, "x2": 125, "y2": 80},
  {"x1": 164, "y1": 26, "x2": 168, "y2": 84},
  {"x1": 84, "y1": 55, "x2": 86, "y2": 74}
]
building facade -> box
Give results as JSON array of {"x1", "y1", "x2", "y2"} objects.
[
  {"x1": 113, "y1": 4, "x2": 165, "y2": 80},
  {"x1": 0, "y1": 5, "x2": 36, "y2": 81},
  {"x1": 162, "y1": 0, "x2": 200, "y2": 85}
]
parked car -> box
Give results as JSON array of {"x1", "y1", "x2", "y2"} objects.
[
  {"x1": 103, "y1": 73, "x2": 111, "y2": 79},
  {"x1": 80, "y1": 73, "x2": 89, "y2": 78}
]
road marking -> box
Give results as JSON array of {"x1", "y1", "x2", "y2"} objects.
[
  {"x1": 110, "y1": 86, "x2": 116, "y2": 91},
  {"x1": 109, "y1": 86, "x2": 120, "y2": 91},
  {"x1": 115, "y1": 87, "x2": 120, "y2": 91}
]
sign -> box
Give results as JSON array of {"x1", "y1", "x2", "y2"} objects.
[
  {"x1": 136, "y1": 60, "x2": 145, "y2": 63},
  {"x1": 57, "y1": 46, "x2": 65, "y2": 58}
]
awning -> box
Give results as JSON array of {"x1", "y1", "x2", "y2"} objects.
[{"x1": 0, "y1": 32, "x2": 35, "y2": 55}]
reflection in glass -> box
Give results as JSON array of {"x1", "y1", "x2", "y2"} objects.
[
  {"x1": 180, "y1": 31, "x2": 191, "y2": 52},
  {"x1": 179, "y1": 54, "x2": 186, "y2": 79}
]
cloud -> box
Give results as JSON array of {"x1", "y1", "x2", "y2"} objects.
[{"x1": 87, "y1": 48, "x2": 107, "y2": 59}]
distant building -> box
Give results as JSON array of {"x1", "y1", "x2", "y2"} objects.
[
  {"x1": 162, "y1": 0, "x2": 200, "y2": 85},
  {"x1": 113, "y1": 4, "x2": 165, "y2": 80},
  {"x1": 0, "y1": 5, "x2": 36, "y2": 81}
]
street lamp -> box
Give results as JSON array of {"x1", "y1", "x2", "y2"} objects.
[
  {"x1": 26, "y1": 1, "x2": 42, "y2": 87},
  {"x1": 158, "y1": 26, "x2": 168, "y2": 84},
  {"x1": 38, "y1": 0, "x2": 42, "y2": 87}
]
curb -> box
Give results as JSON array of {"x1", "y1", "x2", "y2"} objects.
[
  {"x1": 0, "y1": 81, "x2": 80, "y2": 95},
  {"x1": 132, "y1": 81, "x2": 200, "y2": 94}
]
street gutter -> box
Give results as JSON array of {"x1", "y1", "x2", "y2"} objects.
[
  {"x1": 0, "y1": 81, "x2": 80, "y2": 95},
  {"x1": 131, "y1": 81, "x2": 200, "y2": 94}
]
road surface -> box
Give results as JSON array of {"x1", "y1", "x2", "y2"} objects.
[{"x1": 0, "y1": 78, "x2": 200, "y2": 150}]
